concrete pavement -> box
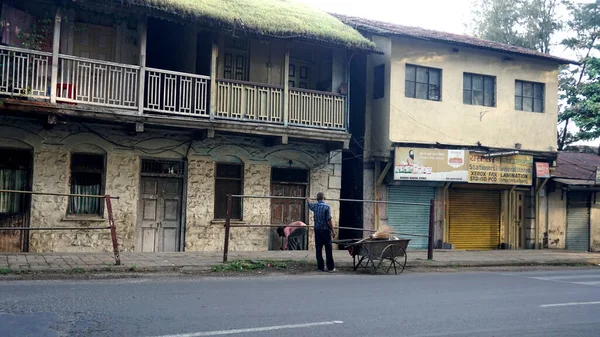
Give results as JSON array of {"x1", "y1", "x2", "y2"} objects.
[
  {"x1": 3, "y1": 269, "x2": 600, "y2": 336},
  {"x1": 1, "y1": 249, "x2": 599, "y2": 275}
]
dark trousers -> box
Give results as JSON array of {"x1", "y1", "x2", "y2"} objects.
[{"x1": 315, "y1": 229, "x2": 334, "y2": 271}]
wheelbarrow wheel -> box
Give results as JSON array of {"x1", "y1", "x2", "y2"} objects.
[{"x1": 377, "y1": 244, "x2": 407, "y2": 275}]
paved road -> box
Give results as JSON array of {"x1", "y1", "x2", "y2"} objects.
[{"x1": 2, "y1": 269, "x2": 600, "y2": 336}]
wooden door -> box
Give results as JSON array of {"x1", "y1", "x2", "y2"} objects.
[
  {"x1": 73, "y1": 24, "x2": 116, "y2": 61},
  {"x1": 270, "y1": 184, "x2": 306, "y2": 225},
  {"x1": 288, "y1": 61, "x2": 311, "y2": 89},
  {"x1": 138, "y1": 177, "x2": 183, "y2": 252}
]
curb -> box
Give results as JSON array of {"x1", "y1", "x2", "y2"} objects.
[{"x1": 1, "y1": 260, "x2": 598, "y2": 280}]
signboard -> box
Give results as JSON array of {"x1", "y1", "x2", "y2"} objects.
[
  {"x1": 535, "y1": 162, "x2": 550, "y2": 178},
  {"x1": 394, "y1": 148, "x2": 468, "y2": 181},
  {"x1": 468, "y1": 154, "x2": 533, "y2": 185}
]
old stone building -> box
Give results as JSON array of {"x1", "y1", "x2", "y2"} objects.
[{"x1": 0, "y1": 0, "x2": 374, "y2": 252}]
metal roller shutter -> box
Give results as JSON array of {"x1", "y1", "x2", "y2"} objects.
[
  {"x1": 566, "y1": 192, "x2": 590, "y2": 251},
  {"x1": 449, "y1": 189, "x2": 500, "y2": 250},
  {"x1": 387, "y1": 185, "x2": 435, "y2": 249}
]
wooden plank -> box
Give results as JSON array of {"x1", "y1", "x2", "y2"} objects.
[{"x1": 50, "y1": 8, "x2": 62, "y2": 104}]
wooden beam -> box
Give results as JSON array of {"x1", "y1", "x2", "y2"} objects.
[
  {"x1": 50, "y1": 8, "x2": 62, "y2": 104},
  {"x1": 282, "y1": 46, "x2": 290, "y2": 126},
  {"x1": 209, "y1": 37, "x2": 219, "y2": 120},
  {"x1": 137, "y1": 16, "x2": 147, "y2": 115},
  {"x1": 376, "y1": 161, "x2": 392, "y2": 186},
  {"x1": 1, "y1": 99, "x2": 350, "y2": 146}
]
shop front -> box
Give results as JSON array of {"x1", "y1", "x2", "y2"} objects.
[{"x1": 392, "y1": 147, "x2": 534, "y2": 250}]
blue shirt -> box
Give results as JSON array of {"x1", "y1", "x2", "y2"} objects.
[{"x1": 308, "y1": 201, "x2": 332, "y2": 230}]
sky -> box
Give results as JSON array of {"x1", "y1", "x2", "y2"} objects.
[{"x1": 299, "y1": 0, "x2": 599, "y2": 147}]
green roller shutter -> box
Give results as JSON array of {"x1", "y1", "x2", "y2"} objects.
[
  {"x1": 566, "y1": 192, "x2": 590, "y2": 251},
  {"x1": 387, "y1": 185, "x2": 435, "y2": 250}
]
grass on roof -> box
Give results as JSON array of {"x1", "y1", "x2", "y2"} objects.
[{"x1": 131, "y1": 0, "x2": 374, "y2": 49}]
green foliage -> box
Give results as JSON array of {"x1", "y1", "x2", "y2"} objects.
[
  {"x1": 470, "y1": 0, "x2": 561, "y2": 53},
  {"x1": 129, "y1": 0, "x2": 374, "y2": 49},
  {"x1": 558, "y1": 0, "x2": 600, "y2": 147},
  {"x1": 210, "y1": 260, "x2": 289, "y2": 272}
]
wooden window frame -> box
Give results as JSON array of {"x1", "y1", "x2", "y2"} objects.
[
  {"x1": 463, "y1": 72, "x2": 496, "y2": 107},
  {"x1": 67, "y1": 153, "x2": 106, "y2": 217},
  {"x1": 515, "y1": 80, "x2": 545, "y2": 113},
  {"x1": 214, "y1": 163, "x2": 244, "y2": 220},
  {"x1": 405, "y1": 64, "x2": 442, "y2": 101}
]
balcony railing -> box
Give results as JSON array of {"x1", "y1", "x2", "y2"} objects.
[
  {"x1": 145, "y1": 68, "x2": 209, "y2": 117},
  {"x1": 0, "y1": 46, "x2": 51, "y2": 99},
  {"x1": 289, "y1": 88, "x2": 346, "y2": 129},
  {"x1": 57, "y1": 54, "x2": 140, "y2": 109},
  {"x1": 216, "y1": 79, "x2": 283, "y2": 123},
  {"x1": 0, "y1": 45, "x2": 347, "y2": 131}
]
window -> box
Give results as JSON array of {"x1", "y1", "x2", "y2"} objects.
[
  {"x1": 373, "y1": 64, "x2": 385, "y2": 99},
  {"x1": 463, "y1": 73, "x2": 495, "y2": 107},
  {"x1": 68, "y1": 153, "x2": 105, "y2": 216},
  {"x1": 515, "y1": 80, "x2": 544, "y2": 112},
  {"x1": 405, "y1": 64, "x2": 441, "y2": 101},
  {"x1": 0, "y1": 149, "x2": 31, "y2": 214},
  {"x1": 214, "y1": 163, "x2": 243, "y2": 219}
]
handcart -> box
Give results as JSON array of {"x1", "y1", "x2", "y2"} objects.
[{"x1": 335, "y1": 238, "x2": 410, "y2": 274}]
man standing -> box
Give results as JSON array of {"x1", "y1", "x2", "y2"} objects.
[
  {"x1": 276, "y1": 221, "x2": 307, "y2": 251},
  {"x1": 307, "y1": 192, "x2": 335, "y2": 272}
]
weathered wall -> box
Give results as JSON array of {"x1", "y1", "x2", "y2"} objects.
[
  {"x1": 384, "y1": 36, "x2": 559, "y2": 153},
  {"x1": 547, "y1": 189, "x2": 566, "y2": 249},
  {"x1": 0, "y1": 116, "x2": 339, "y2": 252}
]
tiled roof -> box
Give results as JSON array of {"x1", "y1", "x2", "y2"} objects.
[
  {"x1": 333, "y1": 14, "x2": 578, "y2": 65},
  {"x1": 553, "y1": 152, "x2": 600, "y2": 180}
]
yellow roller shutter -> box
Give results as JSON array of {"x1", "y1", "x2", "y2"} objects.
[{"x1": 448, "y1": 189, "x2": 500, "y2": 250}]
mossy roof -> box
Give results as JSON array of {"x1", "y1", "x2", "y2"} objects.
[{"x1": 109, "y1": 0, "x2": 375, "y2": 50}]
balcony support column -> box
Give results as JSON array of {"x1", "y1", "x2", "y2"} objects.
[
  {"x1": 137, "y1": 16, "x2": 147, "y2": 114},
  {"x1": 283, "y1": 46, "x2": 290, "y2": 126},
  {"x1": 50, "y1": 8, "x2": 61, "y2": 104},
  {"x1": 209, "y1": 36, "x2": 218, "y2": 120}
]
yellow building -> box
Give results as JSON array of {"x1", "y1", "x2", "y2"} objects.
[{"x1": 337, "y1": 15, "x2": 576, "y2": 250}]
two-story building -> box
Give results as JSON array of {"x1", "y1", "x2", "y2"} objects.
[
  {"x1": 0, "y1": 0, "x2": 375, "y2": 253},
  {"x1": 337, "y1": 15, "x2": 576, "y2": 250}
]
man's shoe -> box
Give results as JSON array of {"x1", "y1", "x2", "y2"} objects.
[{"x1": 327, "y1": 268, "x2": 337, "y2": 273}]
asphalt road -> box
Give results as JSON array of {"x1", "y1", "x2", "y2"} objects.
[{"x1": 2, "y1": 269, "x2": 600, "y2": 337}]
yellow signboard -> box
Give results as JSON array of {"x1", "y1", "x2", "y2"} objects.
[{"x1": 468, "y1": 154, "x2": 533, "y2": 185}]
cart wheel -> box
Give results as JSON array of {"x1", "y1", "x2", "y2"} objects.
[{"x1": 378, "y1": 244, "x2": 407, "y2": 275}]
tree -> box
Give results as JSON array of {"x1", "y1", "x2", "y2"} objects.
[
  {"x1": 558, "y1": 0, "x2": 600, "y2": 149},
  {"x1": 470, "y1": 0, "x2": 561, "y2": 53}
]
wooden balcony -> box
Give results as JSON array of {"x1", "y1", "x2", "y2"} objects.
[{"x1": 0, "y1": 45, "x2": 348, "y2": 138}]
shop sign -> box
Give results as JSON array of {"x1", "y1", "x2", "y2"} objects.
[
  {"x1": 468, "y1": 154, "x2": 533, "y2": 185},
  {"x1": 394, "y1": 148, "x2": 468, "y2": 181},
  {"x1": 535, "y1": 162, "x2": 550, "y2": 178}
]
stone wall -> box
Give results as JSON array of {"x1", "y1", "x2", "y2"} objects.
[{"x1": 0, "y1": 116, "x2": 340, "y2": 252}]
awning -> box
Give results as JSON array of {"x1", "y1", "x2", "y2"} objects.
[{"x1": 553, "y1": 178, "x2": 600, "y2": 191}]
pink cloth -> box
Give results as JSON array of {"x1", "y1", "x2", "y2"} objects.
[{"x1": 283, "y1": 221, "x2": 307, "y2": 250}]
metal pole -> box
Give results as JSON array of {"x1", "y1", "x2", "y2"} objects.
[
  {"x1": 0, "y1": 189, "x2": 119, "y2": 199},
  {"x1": 230, "y1": 194, "x2": 429, "y2": 206},
  {"x1": 428, "y1": 199, "x2": 435, "y2": 260},
  {"x1": 105, "y1": 195, "x2": 121, "y2": 266},
  {"x1": 222, "y1": 194, "x2": 232, "y2": 263}
]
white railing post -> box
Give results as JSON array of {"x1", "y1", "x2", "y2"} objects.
[
  {"x1": 283, "y1": 46, "x2": 290, "y2": 126},
  {"x1": 50, "y1": 8, "x2": 61, "y2": 104},
  {"x1": 209, "y1": 39, "x2": 218, "y2": 120},
  {"x1": 137, "y1": 17, "x2": 147, "y2": 114}
]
